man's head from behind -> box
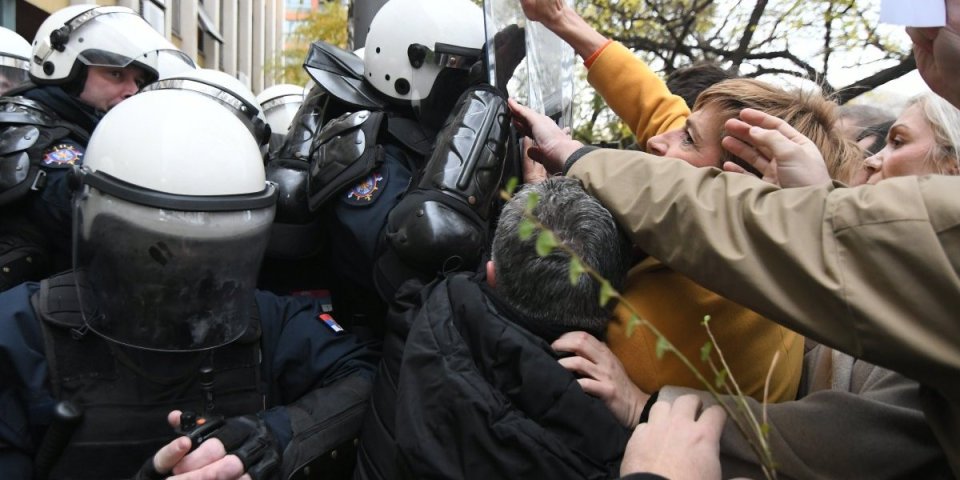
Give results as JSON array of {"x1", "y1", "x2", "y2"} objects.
[{"x1": 490, "y1": 177, "x2": 630, "y2": 336}]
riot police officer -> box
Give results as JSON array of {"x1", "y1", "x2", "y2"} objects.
[
  {"x1": 0, "y1": 27, "x2": 31, "y2": 95},
  {"x1": 0, "y1": 5, "x2": 191, "y2": 291},
  {"x1": 273, "y1": 0, "x2": 516, "y2": 333},
  {"x1": 0, "y1": 88, "x2": 378, "y2": 479},
  {"x1": 256, "y1": 83, "x2": 305, "y2": 157}
]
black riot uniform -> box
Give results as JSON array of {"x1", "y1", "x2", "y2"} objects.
[
  {"x1": 0, "y1": 3, "x2": 192, "y2": 291},
  {"x1": 0, "y1": 86, "x2": 100, "y2": 291},
  {"x1": 0, "y1": 87, "x2": 379, "y2": 480},
  {"x1": 263, "y1": 24, "x2": 521, "y2": 334}
]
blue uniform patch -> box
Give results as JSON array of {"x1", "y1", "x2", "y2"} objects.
[
  {"x1": 42, "y1": 143, "x2": 83, "y2": 166},
  {"x1": 344, "y1": 170, "x2": 386, "y2": 205}
]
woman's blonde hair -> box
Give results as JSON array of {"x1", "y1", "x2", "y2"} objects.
[
  {"x1": 907, "y1": 93, "x2": 960, "y2": 175},
  {"x1": 694, "y1": 78, "x2": 861, "y2": 180}
]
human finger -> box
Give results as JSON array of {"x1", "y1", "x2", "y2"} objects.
[
  {"x1": 168, "y1": 455, "x2": 245, "y2": 480},
  {"x1": 906, "y1": 27, "x2": 937, "y2": 53},
  {"x1": 552, "y1": 331, "x2": 606, "y2": 363},
  {"x1": 152, "y1": 436, "x2": 193, "y2": 474},
  {"x1": 508, "y1": 99, "x2": 534, "y2": 137},
  {"x1": 737, "y1": 108, "x2": 789, "y2": 130},
  {"x1": 670, "y1": 394, "x2": 703, "y2": 421},
  {"x1": 172, "y1": 439, "x2": 227, "y2": 475},
  {"x1": 645, "y1": 398, "x2": 672, "y2": 426},
  {"x1": 722, "y1": 117, "x2": 754, "y2": 141},
  {"x1": 721, "y1": 161, "x2": 748, "y2": 175},
  {"x1": 523, "y1": 153, "x2": 549, "y2": 184},
  {"x1": 557, "y1": 355, "x2": 600, "y2": 380},
  {"x1": 575, "y1": 377, "x2": 607, "y2": 397},
  {"x1": 744, "y1": 125, "x2": 801, "y2": 161},
  {"x1": 720, "y1": 136, "x2": 771, "y2": 173},
  {"x1": 697, "y1": 404, "x2": 728, "y2": 443},
  {"x1": 168, "y1": 410, "x2": 182, "y2": 429},
  {"x1": 739, "y1": 108, "x2": 810, "y2": 144}
]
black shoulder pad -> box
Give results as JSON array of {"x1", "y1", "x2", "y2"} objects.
[
  {"x1": 0, "y1": 125, "x2": 40, "y2": 156},
  {"x1": 0, "y1": 126, "x2": 40, "y2": 205},
  {"x1": 303, "y1": 41, "x2": 386, "y2": 111},
  {"x1": 0, "y1": 122, "x2": 75, "y2": 206},
  {"x1": 307, "y1": 110, "x2": 386, "y2": 211},
  {"x1": 0, "y1": 96, "x2": 59, "y2": 127}
]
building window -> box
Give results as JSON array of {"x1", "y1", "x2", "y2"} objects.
[
  {"x1": 141, "y1": 0, "x2": 165, "y2": 34},
  {"x1": 171, "y1": 0, "x2": 181, "y2": 35}
]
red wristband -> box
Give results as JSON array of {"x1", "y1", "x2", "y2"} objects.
[{"x1": 584, "y1": 39, "x2": 614, "y2": 68}]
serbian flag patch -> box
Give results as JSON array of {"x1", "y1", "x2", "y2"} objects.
[{"x1": 319, "y1": 313, "x2": 344, "y2": 333}]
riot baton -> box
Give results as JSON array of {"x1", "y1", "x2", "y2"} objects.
[{"x1": 34, "y1": 400, "x2": 84, "y2": 480}]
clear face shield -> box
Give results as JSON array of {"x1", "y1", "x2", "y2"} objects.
[
  {"x1": 262, "y1": 95, "x2": 303, "y2": 153},
  {"x1": 0, "y1": 57, "x2": 30, "y2": 95},
  {"x1": 72, "y1": 171, "x2": 277, "y2": 352},
  {"x1": 407, "y1": 43, "x2": 483, "y2": 129},
  {"x1": 483, "y1": 0, "x2": 575, "y2": 128},
  {"x1": 41, "y1": 7, "x2": 191, "y2": 84}
]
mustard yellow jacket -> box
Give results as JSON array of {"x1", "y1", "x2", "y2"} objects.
[{"x1": 587, "y1": 43, "x2": 803, "y2": 402}]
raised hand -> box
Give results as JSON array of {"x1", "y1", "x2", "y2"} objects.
[
  {"x1": 519, "y1": 0, "x2": 567, "y2": 29},
  {"x1": 721, "y1": 108, "x2": 832, "y2": 188},
  {"x1": 907, "y1": 0, "x2": 960, "y2": 109},
  {"x1": 552, "y1": 331, "x2": 649, "y2": 428},
  {"x1": 619, "y1": 394, "x2": 725, "y2": 480},
  {"x1": 509, "y1": 98, "x2": 584, "y2": 174}
]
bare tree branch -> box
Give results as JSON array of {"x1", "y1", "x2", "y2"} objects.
[
  {"x1": 729, "y1": 0, "x2": 770, "y2": 69},
  {"x1": 833, "y1": 54, "x2": 917, "y2": 104}
]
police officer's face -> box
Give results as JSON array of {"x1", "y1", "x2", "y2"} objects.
[{"x1": 79, "y1": 65, "x2": 148, "y2": 112}]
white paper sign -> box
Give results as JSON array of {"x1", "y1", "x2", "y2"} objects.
[{"x1": 880, "y1": 0, "x2": 946, "y2": 27}]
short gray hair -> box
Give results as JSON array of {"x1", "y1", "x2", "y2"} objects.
[{"x1": 491, "y1": 177, "x2": 630, "y2": 335}]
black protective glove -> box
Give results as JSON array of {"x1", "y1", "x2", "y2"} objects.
[
  {"x1": 212, "y1": 415, "x2": 281, "y2": 480},
  {"x1": 133, "y1": 414, "x2": 280, "y2": 480}
]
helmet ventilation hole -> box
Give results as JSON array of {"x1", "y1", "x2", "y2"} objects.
[{"x1": 394, "y1": 78, "x2": 410, "y2": 95}]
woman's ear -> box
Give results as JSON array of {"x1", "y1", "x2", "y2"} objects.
[{"x1": 939, "y1": 152, "x2": 960, "y2": 176}]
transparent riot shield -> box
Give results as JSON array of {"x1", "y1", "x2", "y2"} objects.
[{"x1": 484, "y1": 0, "x2": 576, "y2": 129}]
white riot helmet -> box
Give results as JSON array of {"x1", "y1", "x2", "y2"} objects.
[
  {"x1": 0, "y1": 27, "x2": 31, "y2": 94},
  {"x1": 144, "y1": 68, "x2": 270, "y2": 149},
  {"x1": 30, "y1": 4, "x2": 191, "y2": 87},
  {"x1": 72, "y1": 89, "x2": 277, "y2": 352},
  {"x1": 363, "y1": 0, "x2": 484, "y2": 103},
  {"x1": 256, "y1": 84, "x2": 304, "y2": 137}
]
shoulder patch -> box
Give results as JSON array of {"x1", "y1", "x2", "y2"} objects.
[
  {"x1": 42, "y1": 143, "x2": 84, "y2": 167},
  {"x1": 344, "y1": 169, "x2": 387, "y2": 205}
]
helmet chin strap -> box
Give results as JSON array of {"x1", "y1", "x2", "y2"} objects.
[{"x1": 61, "y1": 63, "x2": 88, "y2": 98}]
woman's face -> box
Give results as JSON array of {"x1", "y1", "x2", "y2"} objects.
[
  {"x1": 861, "y1": 103, "x2": 955, "y2": 185},
  {"x1": 645, "y1": 105, "x2": 724, "y2": 168}
]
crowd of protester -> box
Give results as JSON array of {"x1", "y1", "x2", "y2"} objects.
[{"x1": 1, "y1": 0, "x2": 959, "y2": 478}]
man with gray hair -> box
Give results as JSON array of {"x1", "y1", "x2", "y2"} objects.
[
  {"x1": 490, "y1": 176, "x2": 631, "y2": 337},
  {"x1": 354, "y1": 176, "x2": 632, "y2": 480}
]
